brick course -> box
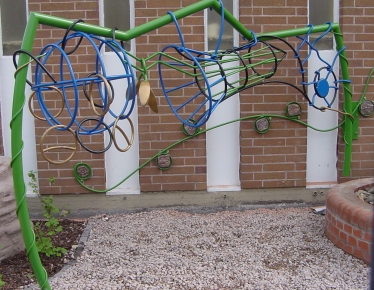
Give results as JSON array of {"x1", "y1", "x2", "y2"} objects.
[
  {"x1": 338, "y1": 1, "x2": 374, "y2": 183},
  {"x1": 325, "y1": 178, "x2": 374, "y2": 264},
  {"x1": 29, "y1": 0, "x2": 102, "y2": 194}
]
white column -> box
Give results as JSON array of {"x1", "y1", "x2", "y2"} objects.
[
  {"x1": 204, "y1": 0, "x2": 240, "y2": 192},
  {"x1": 306, "y1": 50, "x2": 338, "y2": 188},
  {"x1": 205, "y1": 58, "x2": 241, "y2": 192},
  {"x1": 103, "y1": 55, "x2": 140, "y2": 195},
  {"x1": 100, "y1": 0, "x2": 139, "y2": 194}
]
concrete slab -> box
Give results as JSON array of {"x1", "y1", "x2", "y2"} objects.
[{"x1": 27, "y1": 187, "x2": 327, "y2": 219}]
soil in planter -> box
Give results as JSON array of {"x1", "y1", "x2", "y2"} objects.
[
  {"x1": 0, "y1": 219, "x2": 86, "y2": 289},
  {"x1": 356, "y1": 185, "x2": 374, "y2": 204}
]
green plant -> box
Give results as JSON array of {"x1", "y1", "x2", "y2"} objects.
[
  {"x1": 0, "y1": 274, "x2": 5, "y2": 289},
  {"x1": 28, "y1": 171, "x2": 68, "y2": 257},
  {"x1": 28, "y1": 170, "x2": 39, "y2": 195},
  {"x1": 48, "y1": 176, "x2": 56, "y2": 186}
]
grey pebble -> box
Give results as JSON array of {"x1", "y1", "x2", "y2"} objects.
[{"x1": 49, "y1": 208, "x2": 369, "y2": 289}]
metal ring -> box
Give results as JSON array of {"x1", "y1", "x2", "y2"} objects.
[
  {"x1": 248, "y1": 40, "x2": 278, "y2": 79},
  {"x1": 40, "y1": 125, "x2": 77, "y2": 164},
  {"x1": 112, "y1": 116, "x2": 134, "y2": 152},
  {"x1": 222, "y1": 48, "x2": 249, "y2": 92},
  {"x1": 87, "y1": 73, "x2": 112, "y2": 117},
  {"x1": 83, "y1": 72, "x2": 115, "y2": 108},
  {"x1": 285, "y1": 102, "x2": 302, "y2": 118},
  {"x1": 28, "y1": 86, "x2": 65, "y2": 121},
  {"x1": 61, "y1": 19, "x2": 85, "y2": 55},
  {"x1": 73, "y1": 162, "x2": 92, "y2": 180},
  {"x1": 313, "y1": 67, "x2": 338, "y2": 108},
  {"x1": 13, "y1": 49, "x2": 57, "y2": 86},
  {"x1": 182, "y1": 119, "x2": 199, "y2": 136},
  {"x1": 76, "y1": 118, "x2": 113, "y2": 154}
]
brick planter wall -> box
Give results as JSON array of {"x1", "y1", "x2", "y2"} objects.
[{"x1": 325, "y1": 178, "x2": 374, "y2": 264}]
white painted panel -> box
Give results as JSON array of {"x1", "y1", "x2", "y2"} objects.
[
  {"x1": 100, "y1": 0, "x2": 139, "y2": 194},
  {"x1": 103, "y1": 55, "x2": 140, "y2": 195},
  {"x1": 205, "y1": 0, "x2": 240, "y2": 192},
  {"x1": 206, "y1": 57, "x2": 241, "y2": 192},
  {"x1": 306, "y1": 50, "x2": 338, "y2": 188}
]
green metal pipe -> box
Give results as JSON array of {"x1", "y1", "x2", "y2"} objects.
[
  {"x1": 257, "y1": 23, "x2": 340, "y2": 39},
  {"x1": 33, "y1": 12, "x2": 115, "y2": 38},
  {"x1": 34, "y1": 10, "x2": 339, "y2": 47},
  {"x1": 11, "y1": 2, "x2": 353, "y2": 289},
  {"x1": 33, "y1": 4, "x2": 338, "y2": 45},
  {"x1": 333, "y1": 26, "x2": 353, "y2": 176},
  {"x1": 208, "y1": 0, "x2": 254, "y2": 41},
  {"x1": 124, "y1": 0, "x2": 219, "y2": 40},
  {"x1": 11, "y1": 13, "x2": 51, "y2": 290},
  {"x1": 33, "y1": 0, "x2": 255, "y2": 42}
]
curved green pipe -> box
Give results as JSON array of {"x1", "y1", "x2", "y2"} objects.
[
  {"x1": 74, "y1": 112, "x2": 348, "y2": 194},
  {"x1": 11, "y1": 13, "x2": 51, "y2": 290}
]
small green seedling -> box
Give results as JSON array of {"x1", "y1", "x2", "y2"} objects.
[{"x1": 28, "y1": 171, "x2": 69, "y2": 257}]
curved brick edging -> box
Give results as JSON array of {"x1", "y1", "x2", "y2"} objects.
[{"x1": 325, "y1": 178, "x2": 374, "y2": 264}]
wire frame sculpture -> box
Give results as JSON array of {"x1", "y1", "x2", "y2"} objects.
[{"x1": 9, "y1": 1, "x2": 362, "y2": 289}]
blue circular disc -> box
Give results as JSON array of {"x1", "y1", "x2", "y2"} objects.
[{"x1": 315, "y1": 79, "x2": 329, "y2": 97}]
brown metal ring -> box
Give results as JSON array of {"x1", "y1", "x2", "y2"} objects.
[
  {"x1": 40, "y1": 125, "x2": 77, "y2": 164},
  {"x1": 88, "y1": 73, "x2": 111, "y2": 117},
  {"x1": 28, "y1": 86, "x2": 65, "y2": 121},
  {"x1": 112, "y1": 116, "x2": 134, "y2": 152}
]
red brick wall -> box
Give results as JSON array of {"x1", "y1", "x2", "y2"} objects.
[
  {"x1": 338, "y1": 0, "x2": 374, "y2": 182},
  {"x1": 239, "y1": 0, "x2": 308, "y2": 189},
  {"x1": 325, "y1": 179, "x2": 374, "y2": 264},
  {"x1": 136, "y1": 0, "x2": 207, "y2": 192},
  {"x1": 22, "y1": 0, "x2": 374, "y2": 194},
  {"x1": 29, "y1": 0, "x2": 105, "y2": 194}
]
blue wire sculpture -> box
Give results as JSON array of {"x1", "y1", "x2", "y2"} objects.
[
  {"x1": 158, "y1": 0, "x2": 264, "y2": 128},
  {"x1": 19, "y1": 26, "x2": 137, "y2": 156},
  {"x1": 295, "y1": 22, "x2": 351, "y2": 108},
  {"x1": 33, "y1": 32, "x2": 136, "y2": 131},
  {"x1": 14, "y1": 3, "x2": 352, "y2": 160}
]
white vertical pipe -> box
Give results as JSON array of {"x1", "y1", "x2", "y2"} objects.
[
  {"x1": 206, "y1": 84, "x2": 241, "y2": 191},
  {"x1": 306, "y1": 0, "x2": 339, "y2": 188},
  {"x1": 205, "y1": 0, "x2": 241, "y2": 192},
  {"x1": 101, "y1": 0, "x2": 140, "y2": 194},
  {"x1": 103, "y1": 56, "x2": 140, "y2": 195},
  {"x1": 306, "y1": 50, "x2": 338, "y2": 188}
]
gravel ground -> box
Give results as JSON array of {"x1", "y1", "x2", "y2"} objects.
[{"x1": 47, "y1": 207, "x2": 369, "y2": 289}]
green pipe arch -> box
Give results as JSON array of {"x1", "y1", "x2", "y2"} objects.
[{"x1": 10, "y1": 1, "x2": 353, "y2": 288}]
